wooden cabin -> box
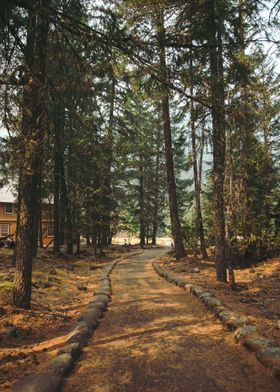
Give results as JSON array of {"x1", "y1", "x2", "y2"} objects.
[{"x1": 0, "y1": 184, "x2": 54, "y2": 247}]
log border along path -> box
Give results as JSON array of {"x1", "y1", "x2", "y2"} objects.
[
  {"x1": 153, "y1": 261, "x2": 280, "y2": 382},
  {"x1": 11, "y1": 250, "x2": 143, "y2": 392},
  {"x1": 61, "y1": 248, "x2": 279, "y2": 392}
]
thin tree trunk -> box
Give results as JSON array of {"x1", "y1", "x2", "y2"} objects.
[
  {"x1": 152, "y1": 122, "x2": 161, "y2": 246},
  {"x1": 139, "y1": 154, "x2": 145, "y2": 248},
  {"x1": 155, "y1": 8, "x2": 186, "y2": 260},
  {"x1": 198, "y1": 130, "x2": 205, "y2": 188},
  {"x1": 189, "y1": 54, "x2": 208, "y2": 260},
  {"x1": 103, "y1": 76, "x2": 116, "y2": 248},
  {"x1": 76, "y1": 233, "x2": 80, "y2": 255},
  {"x1": 39, "y1": 203, "x2": 43, "y2": 248},
  {"x1": 33, "y1": 180, "x2": 42, "y2": 257},
  {"x1": 12, "y1": 174, "x2": 22, "y2": 267},
  {"x1": 207, "y1": 0, "x2": 227, "y2": 281},
  {"x1": 92, "y1": 228, "x2": 97, "y2": 258},
  {"x1": 52, "y1": 104, "x2": 63, "y2": 254},
  {"x1": 13, "y1": 0, "x2": 49, "y2": 308},
  {"x1": 59, "y1": 145, "x2": 72, "y2": 254},
  {"x1": 226, "y1": 129, "x2": 236, "y2": 290},
  {"x1": 75, "y1": 211, "x2": 80, "y2": 255},
  {"x1": 225, "y1": 122, "x2": 235, "y2": 241}
]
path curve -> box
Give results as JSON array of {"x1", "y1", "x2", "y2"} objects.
[{"x1": 62, "y1": 248, "x2": 279, "y2": 392}]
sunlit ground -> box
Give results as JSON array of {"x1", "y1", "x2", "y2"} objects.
[
  {"x1": 62, "y1": 249, "x2": 279, "y2": 392},
  {"x1": 112, "y1": 233, "x2": 172, "y2": 247}
]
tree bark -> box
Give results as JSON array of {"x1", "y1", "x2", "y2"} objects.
[
  {"x1": 103, "y1": 76, "x2": 116, "y2": 247},
  {"x1": 189, "y1": 54, "x2": 208, "y2": 260},
  {"x1": 207, "y1": 0, "x2": 227, "y2": 281},
  {"x1": 13, "y1": 0, "x2": 49, "y2": 308},
  {"x1": 155, "y1": 7, "x2": 186, "y2": 260},
  {"x1": 32, "y1": 180, "x2": 42, "y2": 257},
  {"x1": 139, "y1": 154, "x2": 145, "y2": 248},
  {"x1": 39, "y1": 205, "x2": 43, "y2": 248},
  {"x1": 75, "y1": 211, "x2": 80, "y2": 255},
  {"x1": 59, "y1": 141, "x2": 73, "y2": 254},
  {"x1": 52, "y1": 104, "x2": 64, "y2": 254},
  {"x1": 152, "y1": 121, "x2": 161, "y2": 246}
]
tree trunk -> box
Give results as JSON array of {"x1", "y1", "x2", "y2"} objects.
[
  {"x1": 32, "y1": 180, "x2": 42, "y2": 257},
  {"x1": 75, "y1": 211, "x2": 80, "y2": 255},
  {"x1": 207, "y1": 0, "x2": 227, "y2": 281},
  {"x1": 59, "y1": 144, "x2": 72, "y2": 254},
  {"x1": 103, "y1": 76, "x2": 116, "y2": 248},
  {"x1": 139, "y1": 154, "x2": 145, "y2": 248},
  {"x1": 92, "y1": 230, "x2": 97, "y2": 258},
  {"x1": 39, "y1": 203, "x2": 43, "y2": 248},
  {"x1": 76, "y1": 233, "x2": 80, "y2": 255},
  {"x1": 152, "y1": 122, "x2": 161, "y2": 246},
  {"x1": 189, "y1": 54, "x2": 208, "y2": 260},
  {"x1": 155, "y1": 8, "x2": 186, "y2": 260},
  {"x1": 52, "y1": 104, "x2": 64, "y2": 254},
  {"x1": 13, "y1": 0, "x2": 49, "y2": 308}
]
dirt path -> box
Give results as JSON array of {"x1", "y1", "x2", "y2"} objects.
[{"x1": 62, "y1": 249, "x2": 279, "y2": 392}]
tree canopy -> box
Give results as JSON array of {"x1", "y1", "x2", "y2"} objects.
[{"x1": 1, "y1": 0, "x2": 280, "y2": 307}]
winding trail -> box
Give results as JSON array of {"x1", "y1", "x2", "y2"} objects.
[{"x1": 62, "y1": 248, "x2": 279, "y2": 392}]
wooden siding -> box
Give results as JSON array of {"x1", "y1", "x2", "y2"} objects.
[{"x1": 0, "y1": 202, "x2": 53, "y2": 246}]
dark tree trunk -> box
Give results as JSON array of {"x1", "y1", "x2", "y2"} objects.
[
  {"x1": 52, "y1": 104, "x2": 64, "y2": 254},
  {"x1": 139, "y1": 154, "x2": 145, "y2": 248},
  {"x1": 103, "y1": 76, "x2": 116, "y2": 248},
  {"x1": 152, "y1": 121, "x2": 161, "y2": 246},
  {"x1": 76, "y1": 233, "x2": 80, "y2": 255},
  {"x1": 59, "y1": 203, "x2": 65, "y2": 245},
  {"x1": 59, "y1": 146, "x2": 72, "y2": 254},
  {"x1": 155, "y1": 8, "x2": 186, "y2": 260},
  {"x1": 225, "y1": 116, "x2": 236, "y2": 288},
  {"x1": 207, "y1": 0, "x2": 227, "y2": 282},
  {"x1": 152, "y1": 224, "x2": 157, "y2": 246},
  {"x1": 32, "y1": 182, "x2": 42, "y2": 257},
  {"x1": 92, "y1": 230, "x2": 97, "y2": 258},
  {"x1": 189, "y1": 54, "x2": 208, "y2": 260},
  {"x1": 66, "y1": 214, "x2": 73, "y2": 255},
  {"x1": 12, "y1": 176, "x2": 22, "y2": 267},
  {"x1": 75, "y1": 211, "x2": 80, "y2": 255},
  {"x1": 39, "y1": 203, "x2": 43, "y2": 248},
  {"x1": 13, "y1": 0, "x2": 49, "y2": 308}
]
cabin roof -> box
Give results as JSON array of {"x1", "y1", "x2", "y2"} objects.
[
  {"x1": 0, "y1": 182, "x2": 53, "y2": 204},
  {"x1": 0, "y1": 184, "x2": 17, "y2": 203}
]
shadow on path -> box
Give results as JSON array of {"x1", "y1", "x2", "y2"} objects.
[{"x1": 62, "y1": 248, "x2": 279, "y2": 392}]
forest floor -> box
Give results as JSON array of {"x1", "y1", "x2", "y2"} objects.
[
  {"x1": 0, "y1": 244, "x2": 137, "y2": 390},
  {"x1": 1, "y1": 245, "x2": 280, "y2": 391},
  {"x1": 62, "y1": 248, "x2": 279, "y2": 392},
  {"x1": 160, "y1": 250, "x2": 280, "y2": 348}
]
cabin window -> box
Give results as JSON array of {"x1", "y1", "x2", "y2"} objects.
[
  {"x1": 0, "y1": 224, "x2": 9, "y2": 237},
  {"x1": 47, "y1": 223, "x2": 54, "y2": 237},
  {"x1": 4, "y1": 204, "x2": 13, "y2": 214}
]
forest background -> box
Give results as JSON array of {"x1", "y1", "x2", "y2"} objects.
[{"x1": 0, "y1": 0, "x2": 280, "y2": 308}]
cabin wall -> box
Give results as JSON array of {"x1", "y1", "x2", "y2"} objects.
[{"x1": 0, "y1": 202, "x2": 53, "y2": 246}]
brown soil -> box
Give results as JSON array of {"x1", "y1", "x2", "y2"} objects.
[
  {"x1": 62, "y1": 249, "x2": 279, "y2": 392},
  {"x1": 0, "y1": 245, "x2": 133, "y2": 390},
  {"x1": 160, "y1": 251, "x2": 280, "y2": 347}
]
